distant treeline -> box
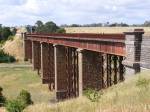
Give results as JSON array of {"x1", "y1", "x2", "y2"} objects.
[
  {"x1": 26, "y1": 20, "x2": 66, "y2": 33},
  {"x1": 61, "y1": 21, "x2": 150, "y2": 27}
]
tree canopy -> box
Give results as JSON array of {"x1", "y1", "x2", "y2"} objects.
[
  {"x1": 0, "y1": 25, "x2": 13, "y2": 41},
  {"x1": 35, "y1": 20, "x2": 66, "y2": 33}
]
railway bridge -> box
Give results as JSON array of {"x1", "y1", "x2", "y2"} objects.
[{"x1": 23, "y1": 29, "x2": 146, "y2": 100}]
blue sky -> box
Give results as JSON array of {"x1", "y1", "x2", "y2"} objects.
[{"x1": 0, "y1": 0, "x2": 150, "y2": 26}]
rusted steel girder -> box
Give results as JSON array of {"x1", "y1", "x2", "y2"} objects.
[
  {"x1": 24, "y1": 40, "x2": 32, "y2": 61},
  {"x1": 101, "y1": 54, "x2": 125, "y2": 88},
  {"x1": 82, "y1": 50, "x2": 104, "y2": 90},
  {"x1": 65, "y1": 47, "x2": 79, "y2": 98},
  {"x1": 24, "y1": 33, "x2": 127, "y2": 101},
  {"x1": 119, "y1": 56, "x2": 125, "y2": 81},
  {"x1": 54, "y1": 46, "x2": 79, "y2": 100},
  {"x1": 107, "y1": 54, "x2": 112, "y2": 87},
  {"x1": 41, "y1": 43, "x2": 54, "y2": 90},
  {"x1": 26, "y1": 33, "x2": 125, "y2": 56},
  {"x1": 32, "y1": 41, "x2": 41, "y2": 72},
  {"x1": 113, "y1": 55, "x2": 118, "y2": 84}
]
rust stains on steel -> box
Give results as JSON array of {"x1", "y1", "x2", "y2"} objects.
[
  {"x1": 26, "y1": 33, "x2": 125, "y2": 56},
  {"x1": 27, "y1": 33, "x2": 125, "y2": 40}
]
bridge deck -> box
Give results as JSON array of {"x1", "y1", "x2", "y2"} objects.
[{"x1": 26, "y1": 33, "x2": 125, "y2": 56}]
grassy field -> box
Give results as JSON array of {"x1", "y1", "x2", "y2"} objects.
[
  {"x1": 24, "y1": 70, "x2": 150, "y2": 112},
  {"x1": 65, "y1": 27, "x2": 150, "y2": 36},
  {"x1": 0, "y1": 64, "x2": 54, "y2": 103},
  {"x1": 0, "y1": 63, "x2": 150, "y2": 112}
]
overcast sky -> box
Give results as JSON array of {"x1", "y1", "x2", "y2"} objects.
[{"x1": 0, "y1": 0, "x2": 150, "y2": 26}]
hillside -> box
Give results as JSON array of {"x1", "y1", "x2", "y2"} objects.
[
  {"x1": 2, "y1": 27, "x2": 26, "y2": 61},
  {"x1": 2, "y1": 35, "x2": 23, "y2": 60},
  {"x1": 24, "y1": 70, "x2": 150, "y2": 112}
]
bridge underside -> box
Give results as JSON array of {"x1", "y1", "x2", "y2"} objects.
[{"x1": 24, "y1": 41, "x2": 125, "y2": 100}]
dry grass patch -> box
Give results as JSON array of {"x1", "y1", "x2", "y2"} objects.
[
  {"x1": 0, "y1": 67, "x2": 53, "y2": 103},
  {"x1": 2, "y1": 35, "x2": 24, "y2": 61},
  {"x1": 24, "y1": 70, "x2": 150, "y2": 112}
]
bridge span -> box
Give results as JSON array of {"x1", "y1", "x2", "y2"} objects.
[{"x1": 23, "y1": 29, "x2": 145, "y2": 100}]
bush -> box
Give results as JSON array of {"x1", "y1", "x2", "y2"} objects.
[
  {"x1": 136, "y1": 77, "x2": 150, "y2": 89},
  {"x1": 0, "y1": 50, "x2": 16, "y2": 63},
  {"x1": 0, "y1": 86, "x2": 6, "y2": 107},
  {"x1": 5, "y1": 90, "x2": 33, "y2": 112},
  {"x1": 56, "y1": 28, "x2": 66, "y2": 33},
  {"x1": 84, "y1": 88, "x2": 103, "y2": 102},
  {"x1": 0, "y1": 86, "x2": 3, "y2": 92},
  {"x1": 17, "y1": 90, "x2": 33, "y2": 107},
  {"x1": 5, "y1": 99, "x2": 25, "y2": 112},
  {"x1": 7, "y1": 36, "x2": 14, "y2": 41}
]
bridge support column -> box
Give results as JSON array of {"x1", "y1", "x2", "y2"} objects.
[
  {"x1": 77, "y1": 49, "x2": 83, "y2": 97},
  {"x1": 66, "y1": 48, "x2": 79, "y2": 98},
  {"x1": 22, "y1": 33, "x2": 27, "y2": 61},
  {"x1": 82, "y1": 50, "x2": 103, "y2": 90},
  {"x1": 103, "y1": 54, "x2": 125, "y2": 87},
  {"x1": 123, "y1": 29, "x2": 144, "y2": 75},
  {"x1": 22, "y1": 33, "x2": 32, "y2": 62},
  {"x1": 41, "y1": 43, "x2": 54, "y2": 90},
  {"x1": 32, "y1": 41, "x2": 41, "y2": 72},
  {"x1": 54, "y1": 45, "x2": 68, "y2": 100}
]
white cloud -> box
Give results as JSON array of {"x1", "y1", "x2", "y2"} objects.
[{"x1": 0, "y1": 0, "x2": 150, "y2": 26}]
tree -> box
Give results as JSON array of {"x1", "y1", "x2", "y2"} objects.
[
  {"x1": 35, "y1": 20, "x2": 43, "y2": 27},
  {"x1": 1, "y1": 27, "x2": 12, "y2": 40},
  {"x1": 11, "y1": 27, "x2": 17, "y2": 36},
  {"x1": 44, "y1": 21, "x2": 59, "y2": 33},
  {"x1": 35, "y1": 20, "x2": 66, "y2": 33},
  {"x1": 70, "y1": 24, "x2": 80, "y2": 27},
  {"x1": 56, "y1": 28, "x2": 66, "y2": 33},
  {"x1": 0, "y1": 86, "x2": 6, "y2": 107},
  {"x1": 143, "y1": 21, "x2": 150, "y2": 27}
]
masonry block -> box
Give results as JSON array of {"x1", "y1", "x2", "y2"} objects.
[{"x1": 123, "y1": 29, "x2": 144, "y2": 74}]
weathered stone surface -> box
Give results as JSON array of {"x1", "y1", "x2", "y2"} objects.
[{"x1": 140, "y1": 36, "x2": 150, "y2": 68}]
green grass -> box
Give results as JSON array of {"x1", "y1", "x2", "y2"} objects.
[
  {"x1": 0, "y1": 66, "x2": 54, "y2": 103},
  {"x1": 24, "y1": 70, "x2": 150, "y2": 112}
]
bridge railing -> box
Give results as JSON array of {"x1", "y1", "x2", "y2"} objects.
[{"x1": 26, "y1": 33, "x2": 125, "y2": 40}]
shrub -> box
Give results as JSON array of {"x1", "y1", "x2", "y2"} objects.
[
  {"x1": 0, "y1": 86, "x2": 3, "y2": 92},
  {"x1": 5, "y1": 90, "x2": 33, "y2": 112},
  {"x1": 7, "y1": 36, "x2": 14, "y2": 41},
  {"x1": 0, "y1": 86, "x2": 6, "y2": 107},
  {"x1": 17, "y1": 90, "x2": 33, "y2": 107},
  {"x1": 136, "y1": 77, "x2": 150, "y2": 89},
  {"x1": 5, "y1": 99, "x2": 25, "y2": 112},
  {"x1": 0, "y1": 50, "x2": 16, "y2": 63},
  {"x1": 56, "y1": 28, "x2": 66, "y2": 33},
  {"x1": 84, "y1": 88, "x2": 103, "y2": 102}
]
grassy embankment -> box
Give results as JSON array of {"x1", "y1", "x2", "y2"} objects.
[
  {"x1": 24, "y1": 70, "x2": 150, "y2": 112},
  {"x1": 0, "y1": 64, "x2": 150, "y2": 112},
  {"x1": 0, "y1": 66, "x2": 53, "y2": 103}
]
